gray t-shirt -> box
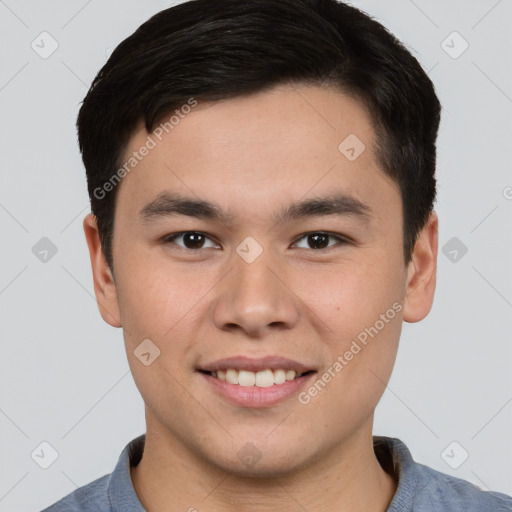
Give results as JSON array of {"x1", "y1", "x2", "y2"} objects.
[{"x1": 41, "y1": 434, "x2": 512, "y2": 511}]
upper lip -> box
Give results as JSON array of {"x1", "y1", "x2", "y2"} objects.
[{"x1": 199, "y1": 356, "x2": 316, "y2": 373}]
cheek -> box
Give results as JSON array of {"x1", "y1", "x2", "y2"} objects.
[
  {"x1": 299, "y1": 256, "x2": 404, "y2": 399},
  {"x1": 113, "y1": 252, "x2": 223, "y2": 378},
  {"x1": 302, "y1": 256, "x2": 405, "y2": 340},
  {"x1": 114, "y1": 249, "x2": 192, "y2": 336},
  {"x1": 115, "y1": 262, "x2": 197, "y2": 413},
  {"x1": 299, "y1": 271, "x2": 403, "y2": 437}
]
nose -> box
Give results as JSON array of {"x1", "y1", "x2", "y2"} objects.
[{"x1": 211, "y1": 249, "x2": 301, "y2": 338}]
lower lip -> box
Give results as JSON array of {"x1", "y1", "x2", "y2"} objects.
[{"x1": 199, "y1": 371, "x2": 316, "y2": 408}]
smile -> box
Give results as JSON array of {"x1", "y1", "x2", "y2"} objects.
[{"x1": 203, "y1": 368, "x2": 314, "y2": 387}]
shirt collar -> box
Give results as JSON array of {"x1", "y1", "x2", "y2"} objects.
[
  {"x1": 107, "y1": 433, "x2": 146, "y2": 511},
  {"x1": 374, "y1": 435, "x2": 434, "y2": 511}
]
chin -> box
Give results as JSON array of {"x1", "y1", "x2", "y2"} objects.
[{"x1": 204, "y1": 436, "x2": 315, "y2": 478}]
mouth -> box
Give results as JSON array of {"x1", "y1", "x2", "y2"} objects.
[
  {"x1": 198, "y1": 368, "x2": 316, "y2": 388},
  {"x1": 196, "y1": 356, "x2": 317, "y2": 407}
]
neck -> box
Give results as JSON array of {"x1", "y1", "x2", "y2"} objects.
[{"x1": 130, "y1": 419, "x2": 397, "y2": 512}]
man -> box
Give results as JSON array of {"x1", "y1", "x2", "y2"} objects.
[{"x1": 42, "y1": 0, "x2": 512, "y2": 510}]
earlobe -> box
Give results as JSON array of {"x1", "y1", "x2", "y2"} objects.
[
  {"x1": 402, "y1": 211, "x2": 438, "y2": 323},
  {"x1": 83, "y1": 213, "x2": 122, "y2": 328}
]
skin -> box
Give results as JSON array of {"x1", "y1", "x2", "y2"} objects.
[{"x1": 84, "y1": 84, "x2": 438, "y2": 512}]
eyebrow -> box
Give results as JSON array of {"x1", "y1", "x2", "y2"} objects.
[{"x1": 139, "y1": 192, "x2": 372, "y2": 226}]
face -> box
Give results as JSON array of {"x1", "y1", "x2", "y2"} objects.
[{"x1": 85, "y1": 84, "x2": 437, "y2": 476}]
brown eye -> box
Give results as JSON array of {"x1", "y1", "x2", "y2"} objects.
[
  {"x1": 163, "y1": 231, "x2": 219, "y2": 250},
  {"x1": 293, "y1": 232, "x2": 349, "y2": 250}
]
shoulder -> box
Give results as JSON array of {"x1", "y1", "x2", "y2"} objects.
[
  {"x1": 416, "y1": 463, "x2": 512, "y2": 511},
  {"x1": 373, "y1": 436, "x2": 512, "y2": 512},
  {"x1": 39, "y1": 434, "x2": 146, "y2": 511},
  {"x1": 40, "y1": 474, "x2": 111, "y2": 511}
]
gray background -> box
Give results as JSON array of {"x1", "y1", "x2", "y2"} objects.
[{"x1": 1, "y1": 0, "x2": 511, "y2": 510}]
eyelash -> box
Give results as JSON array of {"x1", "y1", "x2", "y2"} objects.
[{"x1": 161, "y1": 231, "x2": 352, "y2": 252}]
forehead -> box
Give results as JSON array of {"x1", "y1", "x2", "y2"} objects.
[{"x1": 115, "y1": 84, "x2": 398, "y2": 223}]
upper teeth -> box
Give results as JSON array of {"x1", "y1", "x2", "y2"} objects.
[{"x1": 213, "y1": 369, "x2": 303, "y2": 387}]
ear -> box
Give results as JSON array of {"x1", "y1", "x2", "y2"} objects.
[
  {"x1": 83, "y1": 213, "x2": 122, "y2": 328},
  {"x1": 403, "y1": 211, "x2": 438, "y2": 323}
]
